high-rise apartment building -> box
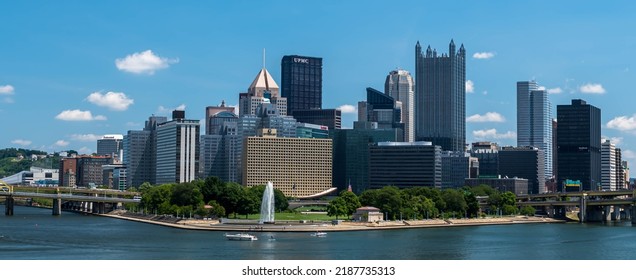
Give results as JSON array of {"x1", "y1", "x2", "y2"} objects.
[
  {"x1": 601, "y1": 139, "x2": 617, "y2": 191},
  {"x1": 385, "y1": 69, "x2": 414, "y2": 142},
  {"x1": 557, "y1": 99, "x2": 601, "y2": 192},
  {"x1": 415, "y1": 40, "x2": 466, "y2": 152},
  {"x1": 124, "y1": 115, "x2": 167, "y2": 187},
  {"x1": 155, "y1": 110, "x2": 200, "y2": 184},
  {"x1": 281, "y1": 55, "x2": 323, "y2": 115},
  {"x1": 517, "y1": 81, "x2": 552, "y2": 180}
]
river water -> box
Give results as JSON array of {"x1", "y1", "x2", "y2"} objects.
[{"x1": 2, "y1": 206, "x2": 636, "y2": 260}]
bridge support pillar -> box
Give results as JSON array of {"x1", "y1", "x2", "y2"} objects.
[
  {"x1": 579, "y1": 196, "x2": 587, "y2": 223},
  {"x1": 52, "y1": 199, "x2": 61, "y2": 216},
  {"x1": 87, "y1": 202, "x2": 93, "y2": 213},
  {"x1": 604, "y1": 206, "x2": 612, "y2": 221},
  {"x1": 97, "y1": 202, "x2": 105, "y2": 214},
  {"x1": 614, "y1": 205, "x2": 621, "y2": 221},
  {"x1": 4, "y1": 196, "x2": 14, "y2": 216},
  {"x1": 625, "y1": 205, "x2": 631, "y2": 221},
  {"x1": 632, "y1": 205, "x2": 636, "y2": 225}
]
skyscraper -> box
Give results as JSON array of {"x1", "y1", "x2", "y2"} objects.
[
  {"x1": 557, "y1": 99, "x2": 601, "y2": 192},
  {"x1": 601, "y1": 139, "x2": 617, "y2": 191},
  {"x1": 385, "y1": 69, "x2": 414, "y2": 142},
  {"x1": 358, "y1": 87, "x2": 404, "y2": 141},
  {"x1": 124, "y1": 115, "x2": 167, "y2": 187},
  {"x1": 96, "y1": 135, "x2": 123, "y2": 159},
  {"x1": 155, "y1": 110, "x2": 200, "y2": 184},
  {"x1": 415, "y1": 40, "x2": 466, "y2": 151},
  {"x1": 239, "y1": 66, "x2": 287, "y2": 117},
  {"x1": 499, "y1": 146, "x2": 545, "y2": 194},
  {"x1": 281, "y1": 55, "x2": 323, "y2": 114},
  {"x1": 517, "y1": 81, "x2": 552, "y2": 180}
]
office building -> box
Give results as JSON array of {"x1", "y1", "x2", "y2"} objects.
[
  {"x1": 201, "y1": 108, "x2": 240, "y2": 183},
  {"x1": 155, "y1": 110, "x2": 200, "y2": 184},
  {"x1": 331, "y1": 121, "x2": 401, "y2": 193},
  {"x1": 205, "y1": 101, "x2": 236, "y2": 135},
  {"x1": 464, "y1": 177, "x2": 528, "y2": 195},
  {"x1": 385, "y1": 69, "x2": 414, "y2": 142},
  {"x1": 239, "y1": 66, "x2": 287, "y2": 116},
  {"x1": 517, "y1": 81, "x2": 552, "y2": 180},
  {"x1": 358, "y1": 87, "x2": 404, "y2": 141},
  {"x1": 470, "y1": 142, "x2": 499, "y2": 178},
  {"x1": 77, "y1": 155, "x2": 113, "y2": 187},
  {"x1": 281, "y1": 55, "x2": 323, "y2": 115},
  {"x1": 96, "y1": 135, "x2": 123, "y2": 161},
  {"x1": 242, "y1": 129, "x2": 334, "y2": 198},
  {"x1": 499, "y1": 146, "x2": 545, "y2": 194},
  {"x1": 415, "y1": 40, "x2": 466, "y2": 151},
  {"x1": 297, "y1": 123, "x2": 330, "y2": 139},
  {"x1": 441, "y1": 151, "x2": 477, "y2": 188},
  {"x1": 292, "y1": 108, "x2": 341, "y2": 130},
  {"x1": 557, "y1": 99, "x2": 601, "y2": 192},
  {"x1": 102, "y1": 164, "x2": 126, "y2": 191},
  {"x1": 59, "y1": 157, "x2": 78, "y2": 187},
  {"x1": 368, "y1": 141, "x2": 441, "y2": 189},
  {"x1": 124, "y1": 115, "x2": 167, "y2": 187}
]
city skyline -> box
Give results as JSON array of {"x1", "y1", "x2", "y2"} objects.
[{"x1": 1, "y1": 1, "x2": 635, "y2": 160}]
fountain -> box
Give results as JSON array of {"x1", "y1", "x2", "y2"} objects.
[{"x1": 259, "y1": 181, "x2": 275, "y2": 224}]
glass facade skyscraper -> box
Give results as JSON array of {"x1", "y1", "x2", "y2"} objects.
[
  {"x1": 281, "y1": 55, "x2": 323, "y2": 115},
  {"x1": 415, "y1": 40, "x2": 466, "y2": 152},
  {"x1": 517, "y1": 81, "x2": 552, "y2": 180},
  {"x1": 557, "y1": 99, "x2": 601, "y2": 192}
]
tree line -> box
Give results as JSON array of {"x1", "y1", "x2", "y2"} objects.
[
  {"x1": 328, "y1": 185, "x2": 535, "y2": 220},
  {"x1": 137, "y1": 177, "x2": 288, "y2": 218}
]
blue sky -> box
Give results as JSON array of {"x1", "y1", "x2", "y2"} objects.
[{"x1": 1, "y1": 1, "x2": 635, "y2": 160}]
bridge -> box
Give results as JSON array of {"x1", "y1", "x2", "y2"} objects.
[
  {"x1": 517, "y1": 190, "x2": 636, "y2": 223},
  {"x1": 1, "y1": 181, "x2": 140, "y2": 216}
]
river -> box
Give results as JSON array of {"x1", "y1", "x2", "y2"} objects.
[{"x1": 2, "y1": 206, "x2": 636, "y2": 260}]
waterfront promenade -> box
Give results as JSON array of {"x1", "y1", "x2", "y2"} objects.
[{"x1": 102, "y1": 210, "x2": 565, "y2": 232}]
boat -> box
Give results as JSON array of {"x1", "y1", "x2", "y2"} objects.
[
  {"x1": 225, "y1": 233, "x2": 258, "y2": 241},
  {"x1": 310, "y1": 232, "x2": 327, "y2": 237}
]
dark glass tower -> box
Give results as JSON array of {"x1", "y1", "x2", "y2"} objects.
[
  {"x1": 415, "y1": 40, "x2": 466, "y2": 152},
  {"x1": 281, "y1": 55, "x2": 323, "y2": 115},
  {"x1": 557, "y1": 99, "x2": 601, "y2": 192}
]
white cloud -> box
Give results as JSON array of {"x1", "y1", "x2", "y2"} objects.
[
  {"x1": 158, "y1": 104, "x2": 186, "y2": 114},
  {"x1": 579, "y1": 83, "x2": 606, "y2": 94},
  {"x1": 115, "y1": 50, "x2": 178, "y2": 75},
  {"x1": 467, "y1": 112, "x2": 506, "y2": 123},
  {"x1": 465, "y1": 80, "x2": 474, "y2": 93},
  {"x1": 547, "y1": 87, "x2": 563, "y2": 94},
  {"x1": 78, "y1": 147, "x2": 93, "y2": 154},
  {"x1": 86, "y1": 91, "x2": 134, "y2": 111},
  {"x1": 70, "y1": 134, "x2": 102, "y2": 142},
  {"x1": 55, "y1": 110, "x2": 107, "y2": 121},
  {"x1": 538, "y1": 86, "x2": 546, "y2": 91},
  {"x1": 472, "y1": 52, "x2": 495, "y2": 59},
  {"x1": 0, "y1": 85, "x2": 14, "y2": 95},
  {"x1": 473, "y1": 129, "x2": 516, "y2": 140},
  {"x1": 54, "y1": 140, "x2": 69, "y2": 147},
  {"x1": 623, "y1": 150, "x2": 636, "y2": 160},
  {"x1": 337, "y1": 104, "x2": 357, "y2": 114},
  {"x1": 601, "y1": 136, "x2": 623, "y2": 146},
  {"x1": 11, "y1": 139, "x2": 32, "y2": 146},
  {"x1": 607, "y1": 115, "x2": 636, "y2": 131}
]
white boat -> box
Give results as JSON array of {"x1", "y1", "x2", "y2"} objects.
[
  {"x1": 225, "y1": 233, "x2": 258, "y2": 241},
  {"x1": 310, "y1": 232, "x2": 327, "y2": 237}
]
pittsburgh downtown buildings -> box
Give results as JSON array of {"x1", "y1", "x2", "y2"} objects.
[{"x1": 43, "y1": 40, "x2": 631, "y2": 198}]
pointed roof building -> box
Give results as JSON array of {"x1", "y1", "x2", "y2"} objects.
[{"x1": 248, "y1": 68, "x2": 280, "y2": 97}]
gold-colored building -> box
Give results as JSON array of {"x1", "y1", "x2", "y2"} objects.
[{"x1": 242, "y1": 129, "x2": 335, "y2": 198}]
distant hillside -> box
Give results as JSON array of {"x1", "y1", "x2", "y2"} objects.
[{"x1": 0, "y1": 148, "x2": 60, "y2": 178}]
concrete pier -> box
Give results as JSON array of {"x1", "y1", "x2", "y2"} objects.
[
  {"x1": 52, "y1": 198, "x2": 61, "y2": 216},
  {"x1": 4, "y1": 196, "x2": 14, "y2": 216},
  {"x1": 579, "y1": 195, "x2": 587, "y2": 223},
  {"x1": 604, "y1": 206, "x2": 612, "y2": 221}
]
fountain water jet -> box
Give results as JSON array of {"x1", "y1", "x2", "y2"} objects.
[{"x1": 259, "y1": 182, "x2": 275, "y2": 224}]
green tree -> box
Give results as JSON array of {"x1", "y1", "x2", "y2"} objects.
[
  {"x1": 207, "y1": 200, "x2": 226, "y2": 218},
  {"x1": 327, "y1": 197, "x2": 348, "y2": 219},
  {"x1": 339, "y1": 190, "x2": 362, "y2": 217},
  {"x1": 500, "y1": 191, "x2": 517, "y2": 207},
  {"x1": 462, "y1": 188, "x2": 480, "y2": 218},
  {"x1": 376, "y1": 186, "x2": 403, "y2": 220},
  {"x1": 170, "y1": 182, "x2": 204, "y2": 207},
  {"x1": 216, "y1": 182, "x2": 243, "y2": 217},
  {"x1": 520, "y1": 205, "x2": 535, "y2": 216},
  {"x1": 273, "y1": 188, "x2": 288, "y2": 212},
  {"x1": 442, "y1": 189, "x2": 467, "y2": 216},
  {"x1": 237, "y1": 187, "x2": 260, "y2": 219},
  {"x1": 502, "y1": 205, "x2": 518, "y2": 215},
  {"x1": 201, "y1": 176, "x2": 225, "y2": 202}
]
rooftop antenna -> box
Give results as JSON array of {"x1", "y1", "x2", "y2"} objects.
[{"x1": 262, "y1": 48, "x2": 266, "y2": 69}]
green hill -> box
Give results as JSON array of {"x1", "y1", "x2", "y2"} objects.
[{"x1": 0, "y1": 148, "x2": 61, "y2": 178}]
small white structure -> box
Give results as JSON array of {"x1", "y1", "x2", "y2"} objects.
[{"x1": 352, "y1": 206, "x2": 384, "y2": 222}]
